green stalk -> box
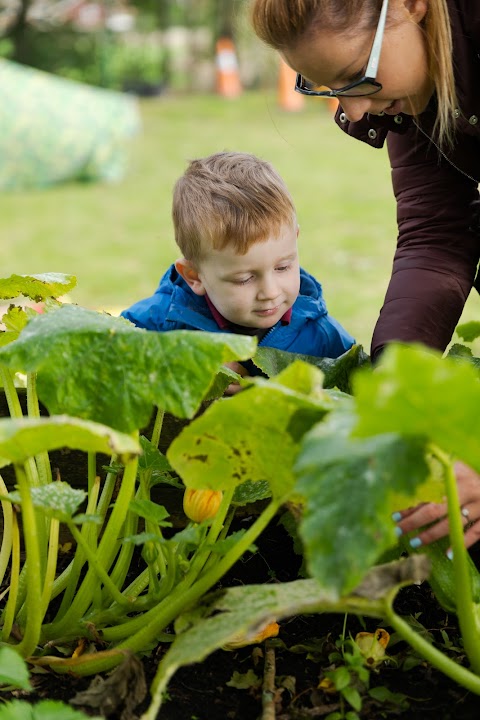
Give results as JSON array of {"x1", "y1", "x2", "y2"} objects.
[
  {"x1": 87, "y1": 452, "x2": 97, "y2": 494},
  {"x1": 67, "y1": 523, "x2": 134, "y2": 608},
  {"x1": 42, "y1": 451, "x2": 139, "y2": 641},
  {"x1": 59, "y1": 499, "x2": 281, "y2": 673},
  {"x1": 434, "y1": 447, "x2": 480, "y2": 674},
  {"x1": 0, "y1": 474, "x2": 13, "y2": 587},
  {"x1": 12, "y1": 464, "x2": 43, "y2": 657},
  {"x1": 1, "y1": 510, "x2": 20, "y2": 640},
  {"x1": 26, "y1": 372, "x2": 51, "y2": 485},
  {"x1": 150, "y1": 407, "x2": 165, "y2": 450},
  {"x1": 40, "y1": 518, "x2": 59, "y2": 616},
  {"x1": 384, "y1": 596, "x2": 480, "y2": 694},
  {"x1": 53, "y1": 476, "x2": 101, "y2": 620}
]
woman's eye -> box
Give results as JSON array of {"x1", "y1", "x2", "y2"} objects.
[{"x1": 349, "y1": 67, "x2": 366, "y2": 82}]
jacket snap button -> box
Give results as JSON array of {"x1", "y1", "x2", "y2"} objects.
[
  {"x1": 454, "y1": 108, "x2": 460, "y2": 118},
  {"x1": 339, "y1": 112, "x2": 347, "y2": 123},
  {"x1": 367, "y1": 128, "x2": 377, "y2": 140},
  {"x1": 469, "y1": 115, "x2": 478, "y2": 125},
  {"x1": 394, "y1": 115, "x2": 403, "y2": 124}
]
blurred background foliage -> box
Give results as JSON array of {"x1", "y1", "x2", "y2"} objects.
[{"x1": 0, "y1": 0, "x2": 268, "y2": 93}]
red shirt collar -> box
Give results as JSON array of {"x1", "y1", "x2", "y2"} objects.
[{"x1": 205, "y1": 295, "x2": 292, "y2": 330}]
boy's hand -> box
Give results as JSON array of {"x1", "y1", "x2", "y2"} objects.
[{"x1": 224, "y1": 361, "x2": 249, "y2": 395}]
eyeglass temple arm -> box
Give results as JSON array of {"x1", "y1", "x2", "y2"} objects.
[{"x1": 365, "y1": 0, "x2": 389, "y2": 78}]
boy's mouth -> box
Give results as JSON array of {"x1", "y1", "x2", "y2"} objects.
[{"x1": 255, "y1": 305, "x2": 281, "y2": 317}]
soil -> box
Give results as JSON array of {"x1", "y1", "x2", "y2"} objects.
[{"x1": 7, "y1": 519, "x2": 480, "y2": 720}]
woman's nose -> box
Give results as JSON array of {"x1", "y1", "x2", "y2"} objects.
[{"x1": 339, "y1": 96, "x2": 373, "y2": 122}]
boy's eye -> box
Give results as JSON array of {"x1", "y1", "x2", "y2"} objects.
[
  {"x1": 276, "y1": 264, "x2": 291, "y2": 272},
  {"x1": 232, "y1": 276, "x2": 253, "y2": 285}
]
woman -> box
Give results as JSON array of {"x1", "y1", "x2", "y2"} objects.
[{"x1": 251, "y1": 0, "x2": 480, "y2": 551}]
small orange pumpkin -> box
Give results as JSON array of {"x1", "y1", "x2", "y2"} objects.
[{"x1": 183, "y1": 488, "x2": 223, "y2": 523}]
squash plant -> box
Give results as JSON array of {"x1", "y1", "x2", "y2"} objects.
[{"x1": 2, "y1": 273, "x2": 480, "y2": 719}]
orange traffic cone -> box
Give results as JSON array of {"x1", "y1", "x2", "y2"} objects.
[
  {"x1": 278, "y1": 58, "x2": 304, "y2": 112},
  {"x1": 215, "y1": 37, "x2": 242, "y2": 98}
]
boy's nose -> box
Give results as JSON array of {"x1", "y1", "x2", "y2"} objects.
[
  {"x1": 339, "y1": 96, "x2": 374, "y2": 123},
  {"x1": 257, "y1": 276, "x2": 280, "y2": 300}
]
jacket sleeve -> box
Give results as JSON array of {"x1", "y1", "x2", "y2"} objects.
[{"x1": 371, "y1": 127, "x2": 480, "y2": 361}]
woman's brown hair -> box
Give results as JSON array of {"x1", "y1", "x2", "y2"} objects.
[{"x1": 251, "y1": 0, "x2": 456, "y2": 147}]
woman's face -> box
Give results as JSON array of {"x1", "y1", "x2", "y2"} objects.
[{"x1": 283, "y1": 0, "x2": 434, "y2": 121}]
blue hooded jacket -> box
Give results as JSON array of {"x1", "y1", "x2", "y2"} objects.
[{"x1": 121, "y1": 265, "x2": 355, "y2": 365}]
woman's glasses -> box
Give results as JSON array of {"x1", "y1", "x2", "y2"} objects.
[{"x1": 294, "y1": 0, "x2": 389, "y2": 98}]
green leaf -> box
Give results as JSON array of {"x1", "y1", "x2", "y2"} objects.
[
  {"x1": 129, "y1": 499, "x2": 171, "y2": 526},
  {"x1": 168, "y1": 361, "x2": 331, "y2": 498},
  {"x1": 2, "y1": 306, "x2": 28, "y2": 334},
  {"x1": 0, "y1": 415, "x2": 140, "y2": 465},
  {"x1": 232, "y1": 479, "x2": 271, "y2": 505},
  {"x1": 6, "y1": 482, "x2": 86, "y2": 521},
  {"x1": 295, "y1": 405, "x2": 429, "y2": 595},
  {"x1": 353, "y1": 344, "x2": 480, "y2": 472},
  {"x1": 123, "y1": 532, "x2": 163, "y2": 546},
  {"x1": 138, "y1": 437, "x2": 172, "y2": 474},
  {"x1": 0, "y1": 305, "x2": 257, "y2": 432},
  {"x1": 341, "y1": 686, "x2": 362, "y2": 712},
  {"x1": 0, "y1": 273, "x2": 77, "y2": 302},
  {"x1": 456, "y1": 321, "x2": 480, "y2": 343},
  {"x1": 0, "y1": 700, "x2": 100, "y2": 719},
  {"x1": 0, "y1": 647, "x2": 31, "y2": 690},
  {"x1": 253, "y1": 344, "x2": 370, "y2": 394}
]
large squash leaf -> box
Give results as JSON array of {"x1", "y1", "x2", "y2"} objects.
[
  {"x1": 0, "y1": 305, "x2": 257, "y2": 433},
  {"x1": 168, "y1": 361, "x2": 332, "y2": 501}
]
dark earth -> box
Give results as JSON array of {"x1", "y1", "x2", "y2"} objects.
[{"x1": 6, "y1": 519, "x2": 480, "y2": 720}]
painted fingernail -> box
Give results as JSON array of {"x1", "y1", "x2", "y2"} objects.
[
  {"x1": 394, "y1": 526, "x2": 403, "y2": 537},
  {"x1": 447, "y1": 549, "x2": 454, "y2": 561},
  {"x1": 409, "y1": 537, "x2": 423, "y2": 549},
  {"x1": 392, "y1": 512, "x2": 402, "y2": 522}
]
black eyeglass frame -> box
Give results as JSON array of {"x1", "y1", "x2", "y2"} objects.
[{"x1": 294, "y1": 0, "x2": 389, "y2": 98}]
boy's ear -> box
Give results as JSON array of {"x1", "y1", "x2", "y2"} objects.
[{"x1": 175, "y1": 258, "x2": 206, "y2": 296}]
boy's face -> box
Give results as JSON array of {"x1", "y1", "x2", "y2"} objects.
[{"x1": 176, "y1": 223, "x2": 300, "y2": 329}]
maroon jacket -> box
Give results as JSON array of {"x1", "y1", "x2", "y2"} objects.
[{"x1": 336, "y1": 0, "x2": 480, "y2": 361}]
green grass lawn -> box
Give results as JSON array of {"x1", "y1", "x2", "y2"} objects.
[{"x1": 3, "y1": 90, "x2": 480, "y2": 352}]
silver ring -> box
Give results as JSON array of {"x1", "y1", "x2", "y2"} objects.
[{"x1": 461, "y1": 506, "x2": 470, "y2": 519}]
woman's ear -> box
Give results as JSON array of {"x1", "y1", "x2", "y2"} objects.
[
  {"x1": 402, "y1": 0, "x2": 428, "y2": 23},
  {"x1": 175, "y1": 258, "x2": 206, "y2": 296}
]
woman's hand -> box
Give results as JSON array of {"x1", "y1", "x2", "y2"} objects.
[{"x1": 393, "y1": 461, "x2": 480, "y2": 552}]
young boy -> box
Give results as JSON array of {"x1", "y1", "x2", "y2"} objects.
[{"x1": 121, "y1": 151, "x2": 354, "y2": 388}]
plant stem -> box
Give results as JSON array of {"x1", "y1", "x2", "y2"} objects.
[
  {"x1": 384, "y1": 599, "x2": 480, "y2": 694},
  {"x1": 150, "y1": 407, "x2": 165, "y2": 450},
  {"x1": 54, "y1": 499, "x2": 282, "y2": 674},
  {"x1": 1, "y1": 509, "x2": 20, "y2": 641},
  {"x1": 434, "y1": 446, "x2": 480, "y2": 674},
  {"x1": 13, "y1": 464, "x2": 43, "y2": 656},
  {"x1": 26, "y1": 371, "x2": 51, "y2": 485},
  {"x1": 67, "y1": 523, "x2": 134, "y2": 608},
  {"x1": 0, "y1": 474, "x2": 13, "y2": 587},
  {"x1": 41, "y1": 451, "x2": 139, "y2": 641},
  {"x1": 40, "y1": 519, "x2": 59, "y2": 616}
]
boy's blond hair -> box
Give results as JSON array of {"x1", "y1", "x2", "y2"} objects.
[
  {"x1": 172, "y1": 151, "x2": 296, "y2": 264},
  {"x1": 251, "y1": 0, "x2": 456, "y2": 148}
]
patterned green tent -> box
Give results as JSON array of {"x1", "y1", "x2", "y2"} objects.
[{"x1": 0, "y1": 59, "x2": 141, "y2": 190}]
